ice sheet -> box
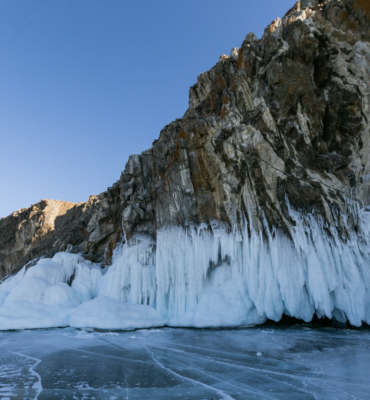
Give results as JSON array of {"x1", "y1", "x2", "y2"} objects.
[{"x1": 0, "y1": 325, "x2": 369, "y2": 399}]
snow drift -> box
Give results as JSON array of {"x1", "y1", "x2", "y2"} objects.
[{"x1": 1, "y1": 202, "x2": 370, "y2": 330}]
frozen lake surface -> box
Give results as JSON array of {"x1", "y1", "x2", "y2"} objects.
[{"x1": 0, "y1": 325, "x2": 369, "y2": 399}]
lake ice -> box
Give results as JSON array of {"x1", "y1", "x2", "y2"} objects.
[{"x1": 0, "y1": 325, "x2": 369, "y2": 399}]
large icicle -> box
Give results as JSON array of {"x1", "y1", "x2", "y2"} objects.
[{"x1": 98, "y1": 238, "x2": 157, "y2": 306}]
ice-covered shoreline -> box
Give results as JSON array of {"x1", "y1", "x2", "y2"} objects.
[{"x1": 1, "y1": 202, "x2": 370, "y2": 331}]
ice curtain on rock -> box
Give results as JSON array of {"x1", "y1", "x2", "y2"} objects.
[{"x1": 1, "y1": 197, "x2": 370, "y2": 330}]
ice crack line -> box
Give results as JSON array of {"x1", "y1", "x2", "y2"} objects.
[
  {"x1": 143, "y1": 341, "x2": 304, "y2": 400},
  {"x1": 0, "y1": 339, "x2": 11, "y2": 349},
  {"x1": 155, "y1": 350, "x2": 276, "y2": 400},
  {"x1": 8, "y1": 350, "x2": 42, "y2": 400},
  {"x1": 97, "y1": 337, "x2": 129, "y2": 400},
  {"x1": 140, "y1": 341, "x2": 235, "y2": 400},
  {"x1": 44, "y1": 340, "x2": 146, "y2": 364},
  {"x1": 102, "y1": 337, "x2": 262, "y2": 399},
  {"x1": 146, "y1": 341, "x2": 324, "y2": 386}
]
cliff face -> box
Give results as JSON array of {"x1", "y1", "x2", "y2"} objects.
[
  {"x1": 0, "y1": 191, "x2": 121, "y2": 280},
  {"x1": 1, "y1": 0, "x2": 370, "y2": 280},
  {"x1": 120, "y1": 0, "x2": 370, "y2": 238}
]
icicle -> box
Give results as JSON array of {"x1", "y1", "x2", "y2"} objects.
[{"x1": 2, "y1": 199, "x2": 370, "y2": 330}]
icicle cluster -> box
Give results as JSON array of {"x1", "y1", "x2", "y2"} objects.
[{"x1": 1, "y1": 203, "x2": 370, "y2": 330}]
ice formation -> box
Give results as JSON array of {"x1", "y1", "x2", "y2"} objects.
[{"x1": 1, "y1": 202, "x2": 370, "y2": 330}]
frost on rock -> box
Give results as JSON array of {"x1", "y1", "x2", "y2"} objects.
[{"x1": 1, "y1": 202, "x2": 370, "y2": 330}]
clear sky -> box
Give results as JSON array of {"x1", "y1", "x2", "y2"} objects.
[{"x1": 0, "y1": 0, "x2": 294, "y2": 218}]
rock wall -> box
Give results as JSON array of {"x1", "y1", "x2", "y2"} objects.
[
  {"x1": 118, "y1": 0, "x2": 370, "y2": 243},
  {"x1": 1, "y1": 0, "x2": 370, "y2": 280},
  {"x1": 0, "y1": 189, "x2": 121, "y2": 279}
]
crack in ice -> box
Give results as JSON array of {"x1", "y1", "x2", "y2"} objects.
[
  {"x1": 140, "y1": 340, "x2": 235, "y2": 400},
  {"x1": 145, "y1": 340, "x2": 320, "y2": 398},
  {"x1": 144, "y1": 340, "x2": 330, "y2": 394},
  {"x1": 97, "y1": 337, "x2": 130, "y2": 400},
  {"x1": 8, "y1": 350, "x2": 42, "y2": 400},
  {"x1": 152, "y1": 350, "x2": 277, "y2": 399},
  {"x1": 43, "y1": 340, "x2": 147, "y2": 365},
  {"x1": 102, "y1": 335, "x2": 270, "y2": 399}
]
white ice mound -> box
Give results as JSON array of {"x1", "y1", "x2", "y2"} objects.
[
  {"x1": 4, "y1": 277, "x2": 49, "y2": 305},
  {"x1": 69, "y1": 296, "x2": 164, "y2": 330},
  {"x1": 1, "y1": 202, "x2": 370, "y2": 330},
  {"x1": 0, "y1": 253, "x2": 86, "y2": 330},
  {"x1": 43, "y1": 283, "x2": 81, "y2": 307},
  {"x1": 24, "y1": 261, "x2": 68, "y2": 285},
  {"x1": 0, "y1": 290, "x2": 6, "y2": 308},
  {"x1": 0, "y1": 301, "x2": 73, "y2": 330},
  {"x1": 0, "y1": 252, "x2": 163, "y2": 331}
]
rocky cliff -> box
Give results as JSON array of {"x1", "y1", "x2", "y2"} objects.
[
  {"x1": 1, "y1": 0, "x2": 370, "y2": 295},
  {"x1": 0, "y1": 191, "x2": 121, "y2": 280}
]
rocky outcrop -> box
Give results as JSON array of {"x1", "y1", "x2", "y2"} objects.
[
  {"x1": 0, "y1": 188, "x2": 121, "y2": 279},
  {"x1": 1, "y1": 0, "x2": 370, "y2": 280},
  {"x1": 117, "y1": 0, "x2": 370, "y2": 241}
]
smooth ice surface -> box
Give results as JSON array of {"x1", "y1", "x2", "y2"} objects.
[
  {"x1": 0, "y1": 325, "x2": 369, "y2": 399},
  {"x1": 1, "y1": 203, "x2": 370, "y2": 330}
]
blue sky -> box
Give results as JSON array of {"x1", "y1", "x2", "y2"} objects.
[{"x1": 0, "y1": 0, "x2": 294, "y2": 218}]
